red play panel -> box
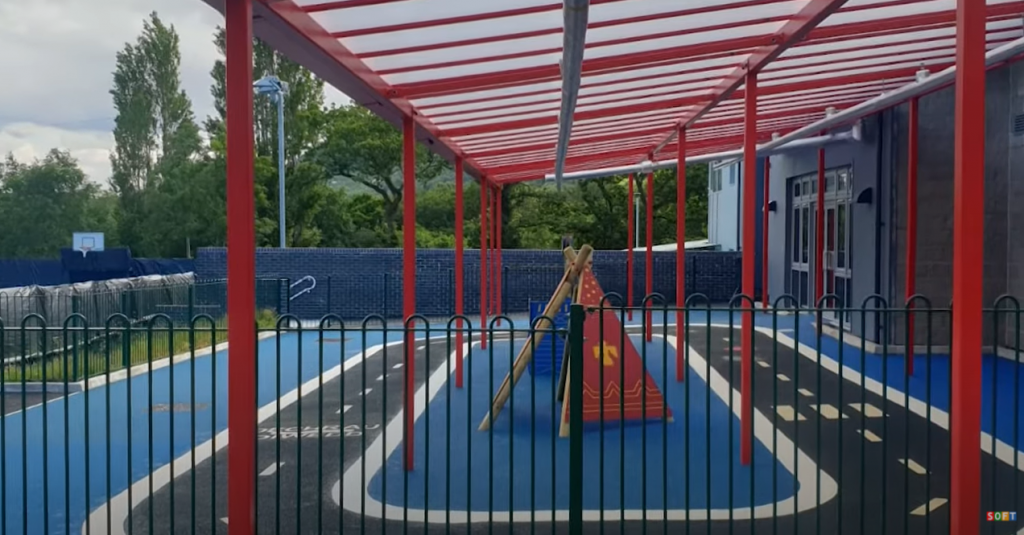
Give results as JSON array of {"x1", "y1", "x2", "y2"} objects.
[{"x1": 562, "y1": 269, "x2": 671, "y2": 427}]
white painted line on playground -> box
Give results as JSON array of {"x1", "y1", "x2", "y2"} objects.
[
  {"x1": 337, "y1": 332, "x2": 838, "y2": 523},
  {"x1": 260, "y1": 462, "x2": 284, "y2": 477},
  {"x1": 763, "y1": 326, "x2": 1024, "y2": 471},
  {"x1": 85, "y1": 335, "x2": 451, "y2": 535}
]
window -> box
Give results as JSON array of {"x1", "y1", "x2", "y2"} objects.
[
  {"x1": 710, "y1": 168, "x2": 722, "y2": 192},
  {"x1": 728, "y1": 165, "x2": 736, "y2": 185},
  {"x1": 792, "y1": 206, "x2": 801, "y2": 263}
]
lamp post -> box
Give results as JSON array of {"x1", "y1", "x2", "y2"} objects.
[{"x1": 253, "y1": 75, "x2": 289, "y2": 249}]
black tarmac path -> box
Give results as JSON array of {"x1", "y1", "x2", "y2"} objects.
[{"x1": 120, "y1": 324, "x2": 1024, "y2": 535}]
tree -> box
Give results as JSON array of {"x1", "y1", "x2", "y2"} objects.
[
  {"x1": 0, "y1": 151, "x2": 111, "y2": 258},
  {"x1": 109, "y1": 12, "x2": 201, "y2": 254},
  {"x1": 315, "y1": 105, "x2": 447, "y2": 242},
  {"x1": 208, "y1": 27, "x2": 328, "y2": 247}
]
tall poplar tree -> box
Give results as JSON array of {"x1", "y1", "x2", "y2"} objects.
[{"x1": 109, "y1": 12, "x2": 201, "y2": 254}]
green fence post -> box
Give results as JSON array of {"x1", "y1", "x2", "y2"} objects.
[
  {"x1": 71, "y1": 295, "x2": 81, "y2": 381},
  {"x1": 568, "y1": 303, "x2": 585, "y2": 535}
]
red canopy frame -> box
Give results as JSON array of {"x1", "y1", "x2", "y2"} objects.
[{"x1": 212, "y1": 1, "x2": 1003, "y2": 533}]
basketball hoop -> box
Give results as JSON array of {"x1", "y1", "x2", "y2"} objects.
[{"x1": 79, "y1": 246, "x2": 92, "y2": 257}]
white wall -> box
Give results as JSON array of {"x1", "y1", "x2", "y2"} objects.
[{"x1": 707, "y1": 161, "x2": 741, "y2": 251}]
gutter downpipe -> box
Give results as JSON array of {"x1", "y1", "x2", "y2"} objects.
[
  {"x1": 552, "y1": 0, "x2": 590, "y2": 190},
  {"x1": 547, "y1": 132, "x2": 855, "y2": 182}
]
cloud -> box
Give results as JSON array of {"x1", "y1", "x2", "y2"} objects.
[
  {"x1": 0, "y1": 0, "x2": 350, "y2": 184},
  {"x1": 0, "y1": 122, "x2": 114, "y2": 186}
]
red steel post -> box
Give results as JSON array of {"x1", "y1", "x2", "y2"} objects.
[
  {"x1": 905, "y1": 98, "x2": 919, "y2": 376},
  {"x1": 627, "y1": 174, "x2": 635, "y2": 321},
  {"x1": 645, "y1": 170, "x2": 655, "y2": 342},
  {"x1": 740, "y1": 71, "x2": 758, "y2": 466},
  {"x1": 479, "y1": 180, "x2": 488, "y2": 349},
  {"x1": 491, "y1": 185, "x2": 499, "y2": 321},
  {"x1": 676, "y1": 127, "x2": 687, "y2": 382},
  {"x1": 950, "y1": 0, "x2": 985, "y2": 532},
  {"x1": 816, "y1": 145, "x2": 825, "y2": 303},
  {"x1": 454, "y1": 158, "x2": 465, "y2": 388},
  {"x1": 402, "y1": 115, "x2": 417, "y2": 471},
  {"x1": 762, "y1": 158, "x2": 770, "y2": 309},
  {"x1": 225, "y1": 0, "x2": 256, "y2": 531},
  {"x1": 490, "y1": 184, "x2": 497, "y2": 318}
]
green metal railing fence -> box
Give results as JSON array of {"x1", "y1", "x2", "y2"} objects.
[{"x1": 0, "y1": 295, "x2": 1020, "y2": 534}]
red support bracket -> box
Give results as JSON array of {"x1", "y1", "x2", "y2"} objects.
[
  {"x1": 479, "y1": 179, "x2": 488, "y2": 349},
  {"x1": 454, "y1": 158, "x2": 465, "y2": 388},
  {"x1": 675, "y1": 127, "x2": 686, "y2": 382}
]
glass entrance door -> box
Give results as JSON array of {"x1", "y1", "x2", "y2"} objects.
[
  {"x1": 824, "y1": 198, "x2": 852, "y2": 326},
  {"x1": 788, "y1": 166, "x2": 853, "y2": 321}
]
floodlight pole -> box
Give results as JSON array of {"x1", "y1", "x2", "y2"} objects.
[{"x1": 254, "y1": 76, "x2": 288, "y2": 249}]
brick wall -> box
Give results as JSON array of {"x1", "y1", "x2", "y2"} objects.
[{"x1": 194, "y1": 247, "x2": 742, "y2": 320}]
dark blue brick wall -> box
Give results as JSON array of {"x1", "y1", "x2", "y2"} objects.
[{"x1": 194, "y1": 247, "x2": 741, "y2": 320}]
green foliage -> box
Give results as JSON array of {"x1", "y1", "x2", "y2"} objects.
[
  {"x1": 1, "y1": 12, "x2": 712, "y2": 261},
  {"x1": 315, "y1": 105, "x2": 447, "y2": 242},
  {"x1": 109, "y1": 12, "x2": 203, "y2": 256},
  {"x1": 0, "y1": 150, "x2": 114, "y2": 258}
]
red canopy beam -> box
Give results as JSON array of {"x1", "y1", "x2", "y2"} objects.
[
  {"x1": 675, "y1": 128, "x2": 686, "y2": 382},
  {"x1": 650, "y1": 0, "x2": 849, "y2": 155},
  {"x1": 455, "y1": 158, "x2": 465, "y2": 388},
  {"x1": 263, "y1": 1, "x2": 491, "y2": 177},
  {"x1": 225, "y1": 0, "x2": 257, "y2": 531},
  {"x1": 740, "y1": 71, "x2": 757, "y2": 467},
  {"x1": 905, "y1": 98, "x2": 918, "y2": 376},
  {"x1": 950, "y1": 0, "x2": 985, "y2": 531}
]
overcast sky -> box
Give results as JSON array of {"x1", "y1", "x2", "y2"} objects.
[{"x1": 0, "y1": 0, "x2": 350, "y2": 185}]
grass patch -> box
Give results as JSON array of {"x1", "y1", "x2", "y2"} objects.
[{"x1": 3, "y1": 309, "x2": 280, "y2": 383}]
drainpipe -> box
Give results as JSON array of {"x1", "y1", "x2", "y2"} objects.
[{"x1": 552, "y1": 0, "x2": 590, "y2": 190}]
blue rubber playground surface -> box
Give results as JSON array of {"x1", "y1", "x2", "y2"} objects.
[
  {"x1": 785, "y1": 316, "x2": 1024, "y2": 450},
  {"x1": 0, "y1": 328, "x2": 411, "y2": 535},
  {"x1": 367, "y1": 335, "x2": 799, "y2": 513},
  {"x1": 1, "y1": 310, "x2": 1021, "y2": 533}
]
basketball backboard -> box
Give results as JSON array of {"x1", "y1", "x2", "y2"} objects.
[{"x1": 72, "y1": 232, "x2": 105, "y2": 255}]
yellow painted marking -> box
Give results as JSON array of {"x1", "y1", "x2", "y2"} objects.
[
  {"x1": 899, "y1": 458, "x2": 928, "y2": 475},
  {"x1": 775, "y1": 405, "x2": 806, "y2": 422},
  {"x1": 910, "y1": 498, "x2": 947, "y2": 516},
  {"x1": 857, "y1": 429, "x2": 882, "y2": 442},
  {"x1": 798, "y1": 388, "x2": 814, "y2": 397},
  {"x1": 592, "y1": 342, "x2": 618, "y2": 366},
  {"x1": 811, "y1": 404, "x2": 848, "y2": 419},
  {"x1": 848, "y1": 402, "x2": 885, "y2": 418},
  {"x1": 776, "y1": 373, "x2": 790, "y2": 382},
  {"x1": 756, "y1": 360, "x2": 770, "y2": 368}
]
